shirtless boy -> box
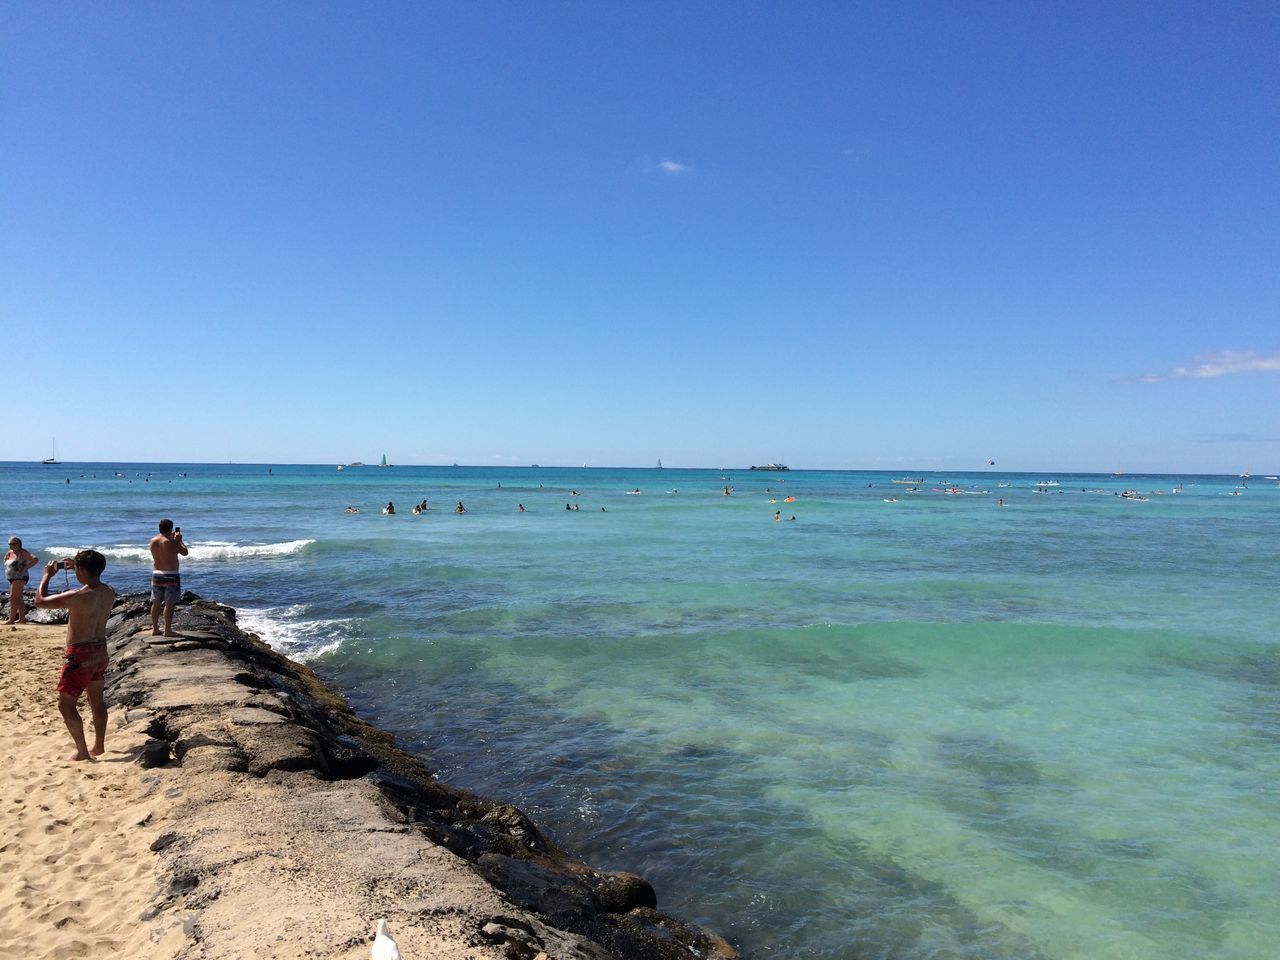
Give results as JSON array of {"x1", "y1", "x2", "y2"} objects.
[
  {"x1": 35, "y1": 550, "x2": 116, "y2": 761},
  {"x1": 149, "y1": 519, "x2": 188, "y2": 637}
]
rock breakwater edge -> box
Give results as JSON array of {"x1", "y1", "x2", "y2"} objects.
[{"x1": 8, "y1": 590, "x2": 735, "y2": 960}]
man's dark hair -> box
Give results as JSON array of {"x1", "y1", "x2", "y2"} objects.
[
  {"x1": 158, "y1": 519, "x2": 174, "y2": 534},
  {"x1": 75, "y1": 549, "x2": 106, "y2": 577}
]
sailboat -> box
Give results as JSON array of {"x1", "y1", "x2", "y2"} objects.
[
  {"x1": 380, "y1": 453, "x2": 391, "y2": 467},
  {"x1": 657, "y1": 458, "x2": 663, "y2": 469},
  {"x1": 41, "y1": 439, "x2": 59, "y2": 465}
]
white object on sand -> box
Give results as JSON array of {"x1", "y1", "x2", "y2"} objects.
[{"x1": 372, "y1": 917, "x2": 401, "y2": 960}]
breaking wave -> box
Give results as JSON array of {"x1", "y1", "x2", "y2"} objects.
[
  {"x1": 46, "y1": 539, "x2": 316, "y2": 563},
  {"x1": 236, "y1": 604, "x2": 349, "y2": 661}
]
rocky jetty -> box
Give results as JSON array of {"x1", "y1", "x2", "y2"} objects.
[{"x1": 96, "y1": 592, "x2": 735, "y2": 959}]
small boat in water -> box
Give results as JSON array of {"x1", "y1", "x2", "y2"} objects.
[
  {"x1": 750, "y1": 463, "x2": 790, "y2": 471},
  {"x1": 41, "y1": 439, "x2": 59, "y2": 465}
]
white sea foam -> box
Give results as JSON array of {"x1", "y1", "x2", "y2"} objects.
[
  {"x1": 237, "y1": 605, "x2": 348, "y2": 661},
  {"x1": 46, "y1": 539, "x2": 315, "y2": 563}
]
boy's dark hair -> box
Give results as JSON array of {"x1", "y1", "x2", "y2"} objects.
[
  {"x1": 75, "y1": 549, "x2": 106, "y2": 577},
  {"x1": 158, "y1": 519, "x2": 174, "y2": 534}
]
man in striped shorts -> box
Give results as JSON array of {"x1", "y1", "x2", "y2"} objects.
[{"x1": 149, "y1": 518, "x2": 188, "y2": 637}]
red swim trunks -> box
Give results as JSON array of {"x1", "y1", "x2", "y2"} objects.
[{"x1": 58, "y1": 642, "x2": 108, "y2": 697}]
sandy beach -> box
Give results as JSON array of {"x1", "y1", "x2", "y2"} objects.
[
  {"x1": 0, "y1": 602, "x2": 732, "y2": 960},
  {"x1": 0, "y1": 622, "x2": 184, "y2": 959}
]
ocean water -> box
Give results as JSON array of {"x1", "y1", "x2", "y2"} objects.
[{"x1": 4, "y1": 462, "x2": 1277, "y2": 959}]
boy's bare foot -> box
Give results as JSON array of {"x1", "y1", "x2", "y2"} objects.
[
  {"x1": 90, "y1": 745, "x2": 105, "y2": 757},
  {"x1": 151, "y1": 628, "x2": 162, "y2": 636},
  {"x1": 67, "y1": 751, "x2": 93, "y2": 762},
  {"x1": 163, "y1": 630, "x2": 179, "y2": 638}
]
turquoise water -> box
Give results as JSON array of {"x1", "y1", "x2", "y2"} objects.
[{"x1": 4, "y1": 462, "x2": 1277, "y2": 958}]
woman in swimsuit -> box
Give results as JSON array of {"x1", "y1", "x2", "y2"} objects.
[{"x1": 5, "y1": 536, "x2": 40, "y2": 624}]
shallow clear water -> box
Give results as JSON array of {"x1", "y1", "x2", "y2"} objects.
[{"x1": 5, "y1": 462, "x2": 1277, "y2": 959}]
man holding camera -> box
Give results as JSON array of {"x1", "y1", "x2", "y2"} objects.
[
  {"x1": 149, "y1": 518, "x2": 188, "y2": 637},
  {"x1": 35, "y1": 550, "x2": 115, "y2": 761}
]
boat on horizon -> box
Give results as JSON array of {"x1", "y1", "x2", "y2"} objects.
[
  {"x1": 750, "y1": 463, "x2": 790, "y2": 471},
  {"x1": 41, "y1": 438, "x2": 59, "y2": 465}
]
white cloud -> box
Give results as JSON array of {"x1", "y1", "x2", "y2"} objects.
[
  {"x1": 1139, "y1": 350, "x2": 1280, "y2": 383},
  {"x1": 655, "y1": 159, "x2": 690, "y2": 174}
]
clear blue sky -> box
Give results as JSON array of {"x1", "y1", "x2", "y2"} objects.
[{"x1": 3, "y1": 2, "x2": 1276, "y2": 472}]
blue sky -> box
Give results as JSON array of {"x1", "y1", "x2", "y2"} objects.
[{"x1": 3, "y1": 2, "x2": 1276, "y2": 472}]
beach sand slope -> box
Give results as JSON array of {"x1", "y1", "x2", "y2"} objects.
[{"x1": 0, "y1": 622, "x2": 186, "y2": 959}]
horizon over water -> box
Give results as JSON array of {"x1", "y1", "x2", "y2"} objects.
[{"x1": 3, "y1": 461, "x2": 1276, "y2": 959}]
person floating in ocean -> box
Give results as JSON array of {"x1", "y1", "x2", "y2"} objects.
[
  {"x1": 35, "y1": 549, "x2": 115, "y2": 761},
  {"x1": 411, "y1": 503, "x2": 422, "y2": 515},
  {"x1": 383, "y1": 501, "x2": 395, "y2": 515},
  {"x1": 518, "y1": 503, "x2": 525, "y2": 512},
  {"x1": 419, "y1": 499, "x2": 428, "y2": 512},
  {"x1": 455, "y1": 501, "x2": 466, "y2": 514},
  {"x1": 149, "y1": 519, "x2": 187, "y2": 637},
  {"x1": 5, "y1": 536, "x2": 40, "y2": 624},
  {"x1": 774, "y1": 510, "x2": 781, "y2": 522},
  {"x1": 344, "y1": 505, "x2": 360, "y2": 513}
]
